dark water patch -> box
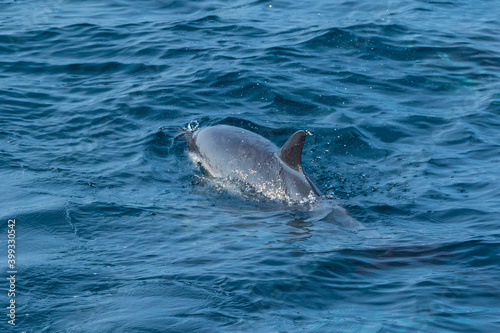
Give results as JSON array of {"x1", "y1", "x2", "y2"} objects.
[
  {"x1": 170, "y1": 14, "x2": 222, "y2": 31},
  {"x1": 313, "y1": 126, "x2": 386, "y2": 159},
  {"x1": 264, "y1": 46, "x2": 313, "y2": 60},
  {"x1": 146, "y1": 129, "x2": 177, "y2": 158},
  {"x1": 65, "y1": 22, "x2": 102, "y2": 33},
  {"x1": 360, "y1": 124, "x2": 411, "y2": 143},
  {"x1": 215, "y1": 117, "x2": 277, "y2": 135},
  {"x1": 64, "y1": 201, "x2": 157, "y2": 240},
  {"x1": 0, "y1": 91, "x2": 53, "y2": 111},
  {"x1": 398, "y1": 114, "x2": 449, "y2": 129},
  {"x1": 312, "y1": 94, "x2": 348, "y2": 108},
  {"x1": 1, "y1": 60, "x2": 148, "y2": 77},
  {"x1": 485, "y1": 94, "x2": 500, "y2": 114},
  {"x1": 267, "y1": 93, "x2": 318, "y2": 115},
  {"x1": 222, "y1": 81, "x2": 273, "y2": 103},
  {"x1": 300, "y1": 27, "x2": 359, "y2": 51}
]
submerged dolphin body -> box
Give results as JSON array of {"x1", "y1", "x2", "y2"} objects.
[{"x1": 187, "y1": 125, "x2": 322, "y2": 203}]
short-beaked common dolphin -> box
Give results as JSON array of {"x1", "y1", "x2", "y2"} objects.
[{"x1": 186, "y1": 125, "x2": 322, "y2": 203}]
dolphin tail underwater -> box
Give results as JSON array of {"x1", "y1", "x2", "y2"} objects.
[{"x1": 186, "y1": 124, "x2": 322, "y2": 203}]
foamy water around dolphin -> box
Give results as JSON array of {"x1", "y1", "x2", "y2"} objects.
[{"x1": 1, "y1": 0, "x2": 500, "y2": 331}]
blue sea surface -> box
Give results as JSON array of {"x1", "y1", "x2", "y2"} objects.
[{"x1": 1, "y1": 0, "x2": 500, "y2": 331}]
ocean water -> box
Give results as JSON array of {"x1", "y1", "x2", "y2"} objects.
[{"x1": 1, "y1": 0, "x2": 500, "y2": 331}]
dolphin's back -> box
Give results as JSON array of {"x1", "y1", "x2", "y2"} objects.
[
  {"x1": 188, "y1": 125, "x2": 321, "y2": 202},
  {"x1": 190, "y1": 125, "x2": 278, "y2": 178}
]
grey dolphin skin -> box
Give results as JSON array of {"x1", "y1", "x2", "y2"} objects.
[{"x1": 187, "y1": 125, "x2": 322, "y2": 203}]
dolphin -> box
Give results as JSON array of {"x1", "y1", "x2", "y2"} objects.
[{"x1": 186, "y1": 125, "x2": 322, "y2": 203}]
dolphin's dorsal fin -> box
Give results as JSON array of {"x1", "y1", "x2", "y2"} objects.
[{"x1": 277, "y1": 130, "x2": 306, "y2": 171}]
